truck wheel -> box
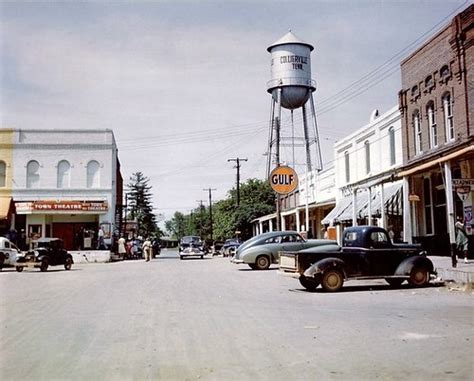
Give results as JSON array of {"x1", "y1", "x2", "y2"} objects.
[
  {"x1": 0, "y1": 253, "x2": 4, "y2": 271},
  {"x1": 299, "y1": 276, "x2": 319, "y2": 291},
  {"x1": 255, "y1": 255, "x2": 270, "y2": 270},
  {"x1": 321, "y1": 269, "x2": 344, "y2": 292},
  {"x1": 180, "y1": 256, "x2": 184, "y2": 260},
  {"x1": 64, "y1": 258, "x2": 73, "y2": 271},
  {"x1": 16, "y1": 266, "x2": 24, "y2": 272},
  {"x1": 409, "y1": 267, "x2": 429, "y2": 287},
  {"x1": 385, "y1": 278, "x2": 403, "y2": 287},
  {"x1": 248, "y1": 264, "x2": 257, "y2": 270},
  {"x1": 40, "y1": 258, "x2": 49, "y2": 272}
]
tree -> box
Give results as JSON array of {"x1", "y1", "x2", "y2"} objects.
[{"x1": 127, "y1": 172, "x2": 157, "y2": 237}]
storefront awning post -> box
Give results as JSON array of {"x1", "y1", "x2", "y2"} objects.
[
  {"x1": 380, "y1": 183, "x2": 386, "y2": 229},
  {"x1": 352, "y1": 188, "x2": 358, "y2": 226},
  {"x1": 444, "y1": 161, "x2": 456, "y2": 244},
  {"x1": 402, "y1": 176, "x2": 412, "y2": 243}
]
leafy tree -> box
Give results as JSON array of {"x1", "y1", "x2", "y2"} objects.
[
  {"x1": 127, "y1": 172, "x2": 157, "y2": 237},
  {"x1": 165, "y1": 211, "x2": 187, "y2": 239}
]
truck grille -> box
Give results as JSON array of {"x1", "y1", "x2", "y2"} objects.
[{"x1": 280, "y1": 255, "x2": 296, "y2": 270}]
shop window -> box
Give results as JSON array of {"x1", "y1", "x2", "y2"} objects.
[
  {"x1": 427, "y1": 102, "x2": 437, "y2": 148},
  {"x1": 442, "y1": 93, "x2": 454, "y2": 142},
  {"x1": 388, "y1": 127, "x2": 396, "y2": 166},
  {"x1": 364, "y1": 141, "x2": 370, "y2": 174},
  {"x1": 26, "y1": 160, "x2": 40, "y2": 188},
  {"x1": 344, "y1": 151, "x2": 350, "y2": 183},
  {"x1": 413, "y1": 111, "x2": 422, "y2": 155},
  {"x1": 423, "y1": 178, "x2": 434, "y2": 235},
  {"x1": 86, "y1": 160, "x2": 100, "y2": 188},
  {"x1": 0, "y1": 161, "x2": 5, "y2": 187},
  {"x1": 57, "y1": 160, "x2": 71, "y2": 188}
]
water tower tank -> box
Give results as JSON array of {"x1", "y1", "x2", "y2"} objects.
[{"x1": 267, "y1": 31, "x2": 316, "y2": 110}]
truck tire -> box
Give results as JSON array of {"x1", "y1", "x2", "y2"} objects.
[
  {"x1": 64, "y1": 257, "x2": 73, "y2": 271},
  {"x1": 385, "y1": 278, "x2": 403, "y2": 287},
  {"x1": 0, "y1": 253, "x2": 4, "y2": 270},
  {"x1": 16, "y1": 266, "x2": 24, "y2": 272},
  {"x1": 299, "y1": 276, "x2": 319, "y2": 291},
  {"x1": 408, "y1": 266, "x2": 429, "y2": 287},
  {"x1": 321, "y1": 269, "x2": 344, "y2": 292},
  {"x1": 40, "y1": 258, "x2": 49, "y2": 272},
  {"x1": 255, "y1": 255, "x2": 270, "y2": 270}
]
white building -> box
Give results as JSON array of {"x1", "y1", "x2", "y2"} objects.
[
  {"x1": 323, "y1": 106, "x2": 404, "y2": 241},
  {"x1": 1, "y1": 129, "x2": 122, "y2": 250}
]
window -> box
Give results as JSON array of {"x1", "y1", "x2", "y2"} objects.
[
  {"x1": 370, "y1": 232, "x2": 389, "y2": 247},
  {"x1": 443, "y1": 93, "x2": 454, "y2": 142},
  {"x1": 411, "y1": 85, "x2": 419, "y2": 98},
  {"x1": 0, "y1": 161, "x2": 5, "y2": 187},
  {"x1": 425, "y1": 75, "x2": 434, "y2": 91},
  {"x1": 427, "y1": 102, "x2": 437, "y2": 148},
  {"x1": 86, "y1": 160, "x2": 100, "y2": 188},
  {"x1": 388, "y1": 127, "x2": 396, "y2": 166},
  {"x1": 423, "y1": 178, "x2": 433, "y2": 235},
  {"x1": 344, "y1": 151, "x2": 350, "y2": 183},
  {"x1": 413, "y1": 111, "x2": 422, "y2": 155},
  {"x1": 26, "y1": 160, "x2": 40, "y2": 188},
  {"x1": 364, "y1": 141, "x2": 370, "y2": 174},
  {"x1": 440, "y1": 65, "x2": 450, "y2": 82},
  {"x1": 57, "y1": 160, "x2": 71, "y2": 188}
]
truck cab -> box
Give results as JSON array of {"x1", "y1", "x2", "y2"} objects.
[{"x1": 0, "y1": 237, "x2": 21, "y2": 270}]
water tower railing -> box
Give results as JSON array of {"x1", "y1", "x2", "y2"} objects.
[{"x1": 267, "y1": 77, "x2": 316, "y2": 91}]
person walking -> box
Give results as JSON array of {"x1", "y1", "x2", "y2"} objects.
[
  {"x1": 118, "y1": 236, "x2": 126, "y2": 260},
  {"x1": 142, "y1": 238, "x2": 152, "y2": 262},
  {"x1": 455, "y1": 218, "x2": 469, "y2": 264}
]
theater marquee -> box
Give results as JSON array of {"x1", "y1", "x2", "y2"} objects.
[{"x1": 15, "y1": 200, "x2": 109, "y2": 213}]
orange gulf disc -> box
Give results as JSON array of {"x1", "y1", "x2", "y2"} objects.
[{"x1": 269, "y1": 166, "x2": 298, "y2": 194}]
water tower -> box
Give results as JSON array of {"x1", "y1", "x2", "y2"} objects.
[{"x1": 266, "y1": 31, "x2": 322, "y2": 176}]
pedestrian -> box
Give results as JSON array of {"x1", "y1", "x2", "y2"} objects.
[
  {"x1": 455, "y1": 218, "x2": 469, "y2": 265},
  {"x1": 142, "y1": 237, "x2": 152, "y2": 262},
  {"x1": 118, "y1": 235, "x2": 126, "y2": 260},
  {"x1": 97, "y1": 227, "x2": 105, "y2": 250},
  {"x1": 387, "y1": 225, "x2": 395, "y2": 242}
]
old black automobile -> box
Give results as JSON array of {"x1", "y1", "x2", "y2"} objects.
[
  {"x1": 279, "y1": 226, "x2": 436, "y2": 292},
  {"x1": 15, "y1": 238, "x2": 74, "y2": 272},
  {"x1": 179, "y1": 236, "x2": 206, "y2": 260}
]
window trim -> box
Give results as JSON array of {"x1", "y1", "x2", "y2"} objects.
[
  {"x1": 413, "y1": 111, "x2": 422, "y2": 155},
  {"x1": 388, "y1": 127, "x2": 396, "y2": 166},
  {"x1": 427, "y1": 102, "x2": 437, "y2": 149},
  {"x1": 0, "y1": 160, "x2": 6, "y2": 187},
  {"x1": 442, "y1": 92, "x2": 454, "y2": 142}
]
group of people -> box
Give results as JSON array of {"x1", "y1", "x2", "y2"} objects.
[{"x1": 117, "y1": 236, "x2": 160, "y2": 261}]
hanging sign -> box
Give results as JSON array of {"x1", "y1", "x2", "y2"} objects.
[
  {"x1": 269, "y1": 166, "x2": 298, "y2": 194},
  {"x1": 455, "y1": 186, "x2": 471, "y2": 202}
]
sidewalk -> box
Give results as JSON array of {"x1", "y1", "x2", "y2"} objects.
[{"x1": 429, "y1": 256, "x2": 474, "y2": 290}]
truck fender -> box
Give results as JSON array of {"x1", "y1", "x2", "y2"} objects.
[
  {"x1": 394, "y1": 256, "x2": 434, "y2": 276},
  {"x1": 304, "y1": 257, "x2": 346, "y2": 279}
]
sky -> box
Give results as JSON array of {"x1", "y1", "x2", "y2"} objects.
[{"x1": 0, "y1": 0, "x2": 470, "y2": 225}]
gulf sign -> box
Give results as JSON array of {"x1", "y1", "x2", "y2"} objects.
[{"x1": 269, "y1": 166, "x2": 298, "y2": 194}]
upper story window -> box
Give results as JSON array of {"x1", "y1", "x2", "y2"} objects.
[
  {"x1": 442, "y1": 92, "x2": 454, "y2": 142},
  {"x1": 86, "y1": 160, "x2": 100, "y2": 188},
  {"x1": 427, "y1": 102, "x2": 437, "y2": 148},
  {"x1": 413, "y1": 111, "x2": 422, "y2": 155},
  {"x1": 440, "y1": 65, "x2": 450, "y2": 83},
  {"x1": 424, "y1": 75, "x2": 434, "y2": 92},
  {"x1": 388, "y1": 127, "x2": 396, "y2": 166},
  {"x1": 57, "y1": 160, "x2": 71, "y2": 189},
  {"x1": 364, "y1": 141, "x2": 371, "y2": 174},
  {"x1": 0, "y1": 161, "x2": 6, "y2": 187},
  {"x1": 344, "y1": 151, "x2": 350, "y2": 183},
  {"x1": 27, "y1": 160, "x2": 40, "y2": 188},
  {"x1": 411, "y1": 85, "x2": 419, "y2": 98}
]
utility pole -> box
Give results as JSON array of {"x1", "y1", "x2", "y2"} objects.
[
  {"x1": 227, "y1": 157, "x2": 248, "y2": 206},
  {"x1": 203, "y1": 188, "x2": 217, "y2": 242},
  {"x1": 196, "y1": 200, "x2": 205, "y2": 238}
]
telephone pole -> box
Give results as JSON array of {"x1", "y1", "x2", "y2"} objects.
[
  {"x1": 196, "y1": 200, "x2": 205, "y2": 237},
  {"x1": 203, "y1": 188, "x2": 217, "y2": 241},
  {"x1": 227, "y1": 157, "x2": 248, "y2": 206}
]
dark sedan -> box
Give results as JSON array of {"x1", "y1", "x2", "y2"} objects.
[{"x1": 15, "y1": 238, "x2": 74, "y2": 272}]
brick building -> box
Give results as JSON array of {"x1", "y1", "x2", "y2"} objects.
[{"x1": 398, "y1": 5, "x2": 474, "y2": 255}]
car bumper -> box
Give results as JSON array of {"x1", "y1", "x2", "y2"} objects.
[
  {"x1": 277, "y1": 269, "x2": 300, "y2": 278},
  {"x1": 231, "y1": 258, "x2": 244, "y2": 264}
]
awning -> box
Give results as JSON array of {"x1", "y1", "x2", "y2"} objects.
[
  {"x1": 359, "y1": 182, "x2": 403, "y2": 217},
  {"x1": 0, "y1": 197, "x2": 12, "y2": 220},
  {"x1": 321, "y1": 196, "x2": 354, "y2": 224}
]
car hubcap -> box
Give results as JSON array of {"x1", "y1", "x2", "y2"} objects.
[{"x1": 326, "y1": 273, "x2": 340, "y2": 288}]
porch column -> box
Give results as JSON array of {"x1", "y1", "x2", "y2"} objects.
[
  {"x1": 269, "y1": 219, "x2": 273, "y2": 232},
  {"x1": 402, "y1": 176, "x2": 412, "y2": 243},
  {"x1": 367, "y1": 188, "x2": 372, "y2": 225},
  {"x1": 380, "y1": 183, "x2": 386, "y2": 229},
  {"x1": 296, "y1": 210, "x2": 301, "y2": 232},
  {"x1": 444, "y1": 161, "x2": 456, "y2": 246},
  {"x1": 259, "y1": 221, "x2": 263, "y2": 235},
  {"x1": 352, "y1": 188, "x2": 358, "y2": 226},
  {"x1": 281, "y1": 215, "x2": 286, "y2": 231}
]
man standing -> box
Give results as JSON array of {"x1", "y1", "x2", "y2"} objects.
[
  {"x1": 118, "y1": 236, "x2": 126, "y2": 260},
  {"x1": 142, "y1": 238, "x2": 152, "y2": 262},
  {"x1": 455, "y1": 218, "x2": 469, "y2": 265}
]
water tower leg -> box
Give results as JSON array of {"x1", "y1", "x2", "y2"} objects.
[
  {"x1": 275, "y1": 88, "x2": 282, "y2": 231},
  {"x1": 302, "y1": 101, "x2": 312, "y2": 173},
  {"x1": 309, "y1": 93, "x2": 323, "y2": 171},
  {"x1": 266, "y1": 98, "x2": 276, "y2": 178}
]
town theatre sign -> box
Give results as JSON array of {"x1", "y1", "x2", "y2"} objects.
[{"x1": 15, "y1": 200, "x2": 108, "y2": 213}]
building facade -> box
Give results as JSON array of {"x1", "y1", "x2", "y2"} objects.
[
  {"x1": 398, "y1": 5, "x2": 474, "y2": 255},
  {"x1": 0, "y1": 128, "x2": 123, "y2": 250}
]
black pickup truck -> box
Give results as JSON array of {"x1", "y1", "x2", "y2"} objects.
[{"x1": 279, "y1": 225, "x2": 436, "y2": 292}]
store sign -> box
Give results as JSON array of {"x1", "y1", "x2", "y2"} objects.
[
  {"x1": 452, "y1": 178, "x2": 474, "y2": 187},
  {"x1": 15, "y1": 200, "x2": 108, "y2": 213},
  {"x1": 269, "y1": 166, "x2": 298, "y2": 194}
]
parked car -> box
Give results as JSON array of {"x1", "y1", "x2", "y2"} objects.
[
  {"x1": 179, "y1": 236, "x2": 206, "y2": 260},
  {"x1": 15, "y1": 238, "x2": 74, "y2": 272},
  {"x1": 231, "y1": 231, "x2": 339, "y2": 270},
  {"x1": 0, "y1": 237, "x2": 22, "y2": 270},
  {"x1": 279, "y1": 225, "x2": 436, "y2": 292},
  {"x1": 221, "y1": 238, "x2": 242, "y2": 257}
]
